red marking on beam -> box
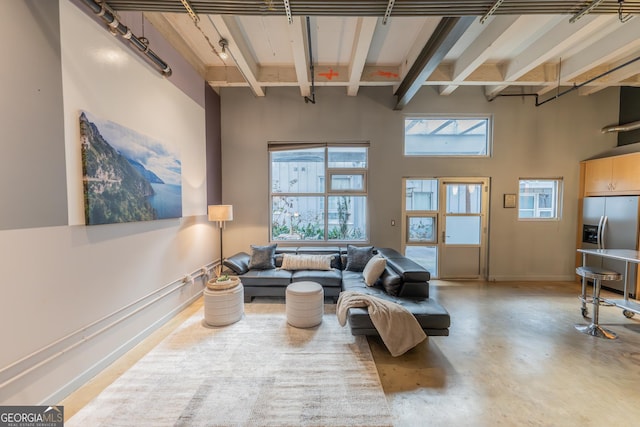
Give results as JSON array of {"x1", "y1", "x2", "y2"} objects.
[
  {"x1": 376, "y1": 70, "x2": 399, "y2": 78},
  {"x1": 318, "y1": 68, "x2": 339, "y2": 80}
]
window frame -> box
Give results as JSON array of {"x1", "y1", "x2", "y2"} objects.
[
  {"x1": 403, "y1": 114, "x2": 493, "y2": 158},
  {"x1": 269, "y1": 142, "x2": 370, "y2": 243},
  {"x1": 517, "y1": 178, "x2": 563, "y2": 221}
]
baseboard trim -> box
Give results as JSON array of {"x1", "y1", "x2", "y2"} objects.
[
  {"x1": 43, "y1": 290, "x2": 203, "y2": 405},
  {"x1": 488, "y1": 275, "x2": 576, "y2": 282}
]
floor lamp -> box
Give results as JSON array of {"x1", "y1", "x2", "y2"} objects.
[{"x1": 208, "y1": 205, "x2": 233, "y2": 276}]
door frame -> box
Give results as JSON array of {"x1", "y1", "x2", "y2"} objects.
[{"x1": 401, "y1": 177, "x2": 490, "y2": 280}]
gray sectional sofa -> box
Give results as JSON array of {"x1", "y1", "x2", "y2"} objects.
[{"x1": 222, "y1": 245, "x2": 450, "y2": 336}]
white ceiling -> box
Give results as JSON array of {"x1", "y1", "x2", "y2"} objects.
[{"x1": 103, "y1": 1, "x2": 640, "y2": 108}]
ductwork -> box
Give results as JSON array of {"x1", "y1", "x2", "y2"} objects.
[
  {"x1": 601, "y1": 121, "x2": 640, "y2": 133},
  {"x1": 82, "y1": 0, "x2": 172, "y2": 77}
]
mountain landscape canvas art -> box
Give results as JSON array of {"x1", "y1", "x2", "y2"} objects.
[{"x1": 79, "y1": 111, "x2": 182, "y2": 225}]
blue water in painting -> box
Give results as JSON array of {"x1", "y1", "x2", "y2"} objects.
[{"x1": 148, "y1": 183, "x2": 182, "y2": 219}]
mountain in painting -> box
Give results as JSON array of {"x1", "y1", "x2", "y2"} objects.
[
  {"x1": 127, "y1": 158, "x2": 165, "y2": 184},
  {"x1": 79, "y1": 112, "x2": 157, "y2": 225}
]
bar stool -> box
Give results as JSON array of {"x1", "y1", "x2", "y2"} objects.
[{"x1": 575, "y1": 266, "x2": 621, "y2": 340}]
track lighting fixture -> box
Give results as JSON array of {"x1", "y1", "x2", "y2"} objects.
[{"x1": 218, "y1": 39, "x2": 229, "y2": 60}]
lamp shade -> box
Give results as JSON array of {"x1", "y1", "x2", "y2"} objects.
[{"x1": 208, "y1": 205, "x2": 233, "y2": 222}]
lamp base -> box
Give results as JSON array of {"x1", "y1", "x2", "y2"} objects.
[{"x1": 215, "y1": 263, "x2": 224, "y2": 277}]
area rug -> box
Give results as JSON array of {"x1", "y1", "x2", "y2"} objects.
[{"x1": 66, "y1": 302, "x2": 393, "y2": 427}]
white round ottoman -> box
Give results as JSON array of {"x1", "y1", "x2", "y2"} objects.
[
  {"x1": 286, "y1": 281, "x2": 324, "y2": 328},
  {"x1": 203, "y1": 281, "x2": 244, "y2": 327}
]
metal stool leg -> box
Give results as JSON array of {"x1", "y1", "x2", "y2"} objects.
[
  {"x1": 579, "y1": 276, "x2": 589, "y2": 318},
  {"x1": 575, "y1": 278, "x2": 618, "y2": 339}
]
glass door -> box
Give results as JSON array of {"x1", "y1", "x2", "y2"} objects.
[
  {"x1": 402, "y1": 177, "x2": 489, "y2": 279},
  {"x1": 439, "y1": 178, "x2": 489, "y2": 279}
]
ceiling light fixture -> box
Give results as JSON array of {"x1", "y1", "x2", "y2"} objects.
[{"x1": 219, "y1": 38, "x2": 229, "y2": 60}]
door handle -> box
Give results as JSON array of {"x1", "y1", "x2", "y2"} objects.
[
  {"x1": 597, "y1": 216, "x2": 604, "y2": 249},
  {"x1": 442, "y1": 230, "x2": 446, "y2": 243}
]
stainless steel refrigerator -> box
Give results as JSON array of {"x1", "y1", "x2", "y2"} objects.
[{"x1": 581, "y1": 196, "x2": 640, "y2": 296}]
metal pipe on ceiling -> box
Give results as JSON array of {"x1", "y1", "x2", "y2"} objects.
[
  {"x1": 602, "y1": 121, "x2": 640, "y2": 133},
  {"x1": 535, "y1": 53, "x2": 640, "y2": 107},
  {"x1": 303, "y1": 16, "x2": 316, "y2": 104},
  {"x1": 82, "y1": 0, "x2": 172, "y2": 77}
]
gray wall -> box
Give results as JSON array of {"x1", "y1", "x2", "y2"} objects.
[
  {"x1": 0, "y1": 1, "x2": 218, "y2": 405},
  {"x1": 220, "y1": 85, "x2": 619, "y2": 280},
  {"x1": 0, "y1": 0, "x2": 68, "y2": 229}
]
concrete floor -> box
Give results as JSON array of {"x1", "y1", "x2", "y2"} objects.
[{"x1": 61, "y1": 280, "x2": 640, "y2": 426}]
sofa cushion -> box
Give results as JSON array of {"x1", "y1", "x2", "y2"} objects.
[
  {"x1": 248, "y1": 244, "x2": 277, "y2": 270},
  {"x1": 362, "y1": 255, "x2": 386, "y2": 286},
  {"x1": 292, "y1": 268, "x2": 342, "y2": 287},
  {"x1": 240, "y1": 268, "x2": 292, "y2": 286},
  {"x1": 341, "y1": 270, "x2": 377, "y2": 291},
  {"x1": 281, "y1": 253, "x2": 333, "y2": 271},
  {"x1": 223, "y1": 252, "x2": 251, "y2": 275},
  {"x1": 345, "y1": 245, "x2": 375, "y2": 272},
  {"x1": 346, "y1": 297, "x2": 450, "y2": 331}
]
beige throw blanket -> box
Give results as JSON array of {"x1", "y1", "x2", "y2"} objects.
[{"x1": 336, "y1": 291, "x2": 427, "y2": 357}]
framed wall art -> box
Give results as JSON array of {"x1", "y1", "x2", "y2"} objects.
[
  {"x1": 79, "y1": 111, "x2": 182, "y2": 225},
  {"x1": 503, "y1": 193, "x2": 517, "y2": 209}
]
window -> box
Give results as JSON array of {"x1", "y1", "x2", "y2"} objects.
[
  {"x1": 404, "y1": 179, "x2": 438, "y2": 274},
  {"x1": 270, "y1": 143, "x2": 368, "y2": 242},
  {"x1": 404, "y1": 116, "x2": 491, "y2": 156},
  {"x1": 518, "y1": 179, "x2": 562, "y2": 219}
]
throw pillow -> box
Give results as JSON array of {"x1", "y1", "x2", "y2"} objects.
[
  {"x1": 223, "y1": 252, "x2": 250, "y2": 275},
  {"x1": 362, "y1": 255, "x2": 387, "y2": 286},
  {"x1": 281, "y1": 254, "x2": 333, "y2": 271},
  {"x1": 248, "y1": 244, "x2": 277, "y2": 270},
  {"x1": 345, "y1": 245, "x2": 375, "y2": 272}
]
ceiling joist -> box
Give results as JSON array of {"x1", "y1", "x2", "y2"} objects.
[
  {"x1": 395, "y1": 16, "x2": 475, "y2": 109},
  {"x1": 105, "y1": 1, "x2": 640, "y2": 104}
]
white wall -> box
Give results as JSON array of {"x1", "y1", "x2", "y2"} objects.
[
  {"x1": 220, "y1": 85, "x2": 620, "y2": 281},
  {"x1": 0, "y1": 1, "x2": 217, "y2": 405}
]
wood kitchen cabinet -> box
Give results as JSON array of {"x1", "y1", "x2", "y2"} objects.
[{"x1": 583, "y1": 153, "x2": 640, "y2": 196}]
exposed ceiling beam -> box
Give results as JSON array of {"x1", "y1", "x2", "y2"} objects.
[
  {"x1": 203, "y1": 62, "x2": 565, "y2": 89},
  {"x1": 145, "y1": 12, "x2": 206, "y2": 77},
  {"x1": 440, "y1": 15, "x2": 524, "y2": 96},
  {"x1": 486, "y1": 15, "x2": 612, "y2": 97},
  {"x1": 206, "y1": 15, "x2": 265, "y2": 96},
  {"x1": 347, "y1": 17, "x2": 378, "y2": 96},
  {"x1": 578, "y1": 53, "x2": 640, "y2": 95},
  {"x1": 395, "y1": 18, "x2": 441, "y2": 91},
  {"x1": 394, "y1": 16, "x2": 475, "y2": 109},
  {"x1": 288, "y1": 16, "x2": 311, "y2": 97},
  {"x1": 537, "y1": 21, "x2": 640, "y2": 96}
]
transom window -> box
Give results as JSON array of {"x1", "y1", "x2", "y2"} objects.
[
  {"x1": 404, "y1": 116, "x2": 491, "y2": 157},
  {"x1": 518, "y1": 179, "x2": 562, "y2": 220},
  {"x1": 269, "y1": 143, "x2": 368, "y2": 242}
]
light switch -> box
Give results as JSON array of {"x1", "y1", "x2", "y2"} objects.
[{"x1": 391, "y1": 220, "x2": 396, "y2": 226}]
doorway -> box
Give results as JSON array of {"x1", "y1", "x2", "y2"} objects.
[{"x1": 402, "y1": 177, "x2": 490, "y2": 279}]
